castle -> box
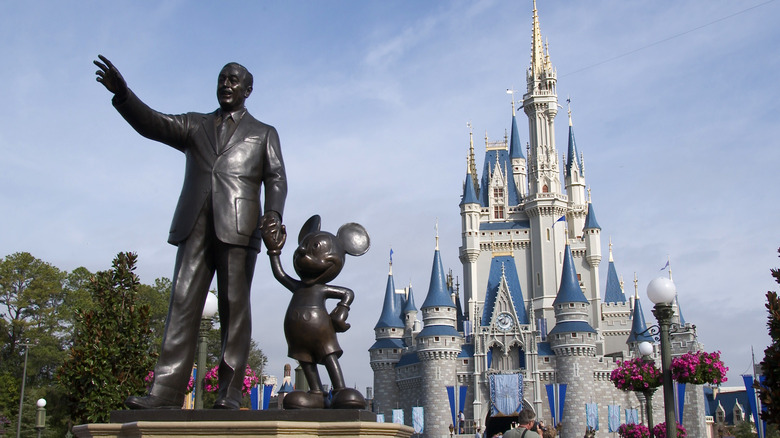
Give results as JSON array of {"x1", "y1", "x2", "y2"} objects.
[{"x1": 369, "y1": 3, "x2": 708, "y2": 437}]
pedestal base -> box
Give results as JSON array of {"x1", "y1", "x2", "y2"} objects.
[{"x1": 72, "y1": 410, "x2": 414, "y2": 438}]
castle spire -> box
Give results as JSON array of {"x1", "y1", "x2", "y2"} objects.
[
  {"x1": 531, "y1": 0, "x2": 545, "y2": 76},
  {"x1": 375, "y1": 257, "x2": 404, "y2": 330}
]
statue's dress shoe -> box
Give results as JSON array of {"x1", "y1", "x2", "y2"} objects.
[
  {"x1": 213, "y1": 398, "x2": 241, "y2": 410},
  {"x1": 282, "y1": 390, "x2": 327, "y2": 409},
  {"x1": 125, "y1": 395, "x2": 181, "y2": 409},
  {"x1": 330, "y1": 388, "x2": 367, "y2": 409}
]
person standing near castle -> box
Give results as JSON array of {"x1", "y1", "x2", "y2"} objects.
[{"x1": 94, "y1": 55, "x2": 287, "y2": 410}]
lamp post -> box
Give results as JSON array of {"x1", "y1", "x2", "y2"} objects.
[
  {"x1": 34, "y1": 398, "x2": 46, "y2": 438},
  {"x1": 194, "y1": 292, "x2": 218, "y2": 409},
  {"x1": 637, "y1": 341, "x2": 656, "y2": 436},
  {"x1": 647, "y1": 277, "x2": 677, "y2": 438},
  {"x1": 16, "y1": 341, "x2": 33, "y2": 438}
]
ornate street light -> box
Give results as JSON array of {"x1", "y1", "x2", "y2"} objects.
[
  {"x1": 637, "y1": 341, "x2": 656, "y2": 434},
  {"x1": 647, "y1": 278, "x2": 677, "y2": 438},
  {"x1": 195, "y1": 292, "x2": 218, "y2": 409}
]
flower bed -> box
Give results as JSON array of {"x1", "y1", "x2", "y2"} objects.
[
  {"x1": 671, "y1": 351, "x2": 728, "y2": 385},
  {"x1": 652, "y1": 422, "x2": 687, "y2": 438},
  {"x1": 618, "y1": 423, "x2": 650, "y2": 438},
  {"x1": 205, "y1": 364, "x2": 259, "y2": 395},
  {"x1": 610, "y1": 357, "x2": 662, "y2": 391}
]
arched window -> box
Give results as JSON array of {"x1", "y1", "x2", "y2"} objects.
[{"x1": 542, "y1": 184, "x2": 549, "y2": 193}]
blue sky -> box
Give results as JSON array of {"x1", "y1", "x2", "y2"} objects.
[{"x1": 2, "y1": 1, "x2": 778, "y2": 392}]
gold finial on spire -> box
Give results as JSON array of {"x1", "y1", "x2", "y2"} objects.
[
  {"x1": 620, "y1": 275, "x2": 625, "y2": 292},
  {"x1": 567, "y1": 96, "x2": 573, "y2": 126},
  {"x1": 667, "y1": 255, "x2": 673, "y2": 281},
  {"x1": 587, "y1": 187, "x2": 592, "y2": 203},
  {"x1": 609, "y1": 237, "x2": 613, "y2": 262},
  {"x1": 531, "y1": 0, "x2": 545, "y2": 75}
]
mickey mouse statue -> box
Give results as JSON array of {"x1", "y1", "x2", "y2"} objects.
[{"x1": 262, "y1": 215, "x2": 369, "y2": 409}]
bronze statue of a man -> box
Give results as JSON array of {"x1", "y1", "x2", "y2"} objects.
[{"x1": 94, "y1": 55, "x2": 287, "y2": 409}]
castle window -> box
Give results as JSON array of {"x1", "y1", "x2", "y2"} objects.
[
  {"x1": 543, "y1": 357, "x2": 550, "y2": 363},
  {"x1": 571, "y1": 333, "x2": 577, "y2": 338},
  {"x1": 493, "y1": 205, "x2": 505, "y2": 219},
  {"x1": 569, "y1": 303, "x2": 575, "y2": 308},
  {"x1": 463, "y1": 359, "x2": 469, "y2": 365},
  {"x1": 542, "y1": 185, "x2": 549, "y2": 193},
  {"x1": 393, "y1": 349, "x2": 398, "y2": 353},
  {"x1": 493, "y1": 187, "x2": 504, "y2": 199},
  {"x1": 577, "y1": 274, "x2": 581, "y2": 281},
  {"x1": 546, "y1": 229, "x2": 550, "y2": 241},
  {"x1": 391, "y1": 328, "x2": 396, "y2": 332},
  {"x1": 435, "y1": 337, "x2": 440, "y2": 342}
]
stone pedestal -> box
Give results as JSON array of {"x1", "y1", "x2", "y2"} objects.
[{"x1": 73, "y1": 410, "x2": 414, "y2": 438}]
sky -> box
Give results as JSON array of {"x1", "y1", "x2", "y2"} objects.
[{"x1": 1, "y1": 0, "x2": 778, "y2": 394}]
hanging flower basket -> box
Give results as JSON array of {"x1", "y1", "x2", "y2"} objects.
[
  {"x1": 144, "y1": 370, "x2": 194, "y2": 394},
  {"x1": 618, "y1": 423, "x2": 650, "y2": 438},
  {"x1": 204, "y1": 364, "x2": 259, "y2": 396},
  {"x1": 652, "y1": 422, "x2": 687, "y2": 438},
  {"x1": 671, "y1": 351, "x2": 728, "y2": 385},
  {"x1": 610, "y1": 357, "x2": 662, "y2": 391}
]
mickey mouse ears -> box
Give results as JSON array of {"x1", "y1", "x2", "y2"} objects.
[{"x1": 337, "y1": 222, "x2": 370, "y2": 256}]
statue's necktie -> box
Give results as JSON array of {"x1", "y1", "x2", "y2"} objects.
[{"x1": 217, "y1": 115, "x2": 233, "y2": 152}]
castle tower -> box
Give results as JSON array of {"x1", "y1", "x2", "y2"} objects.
[
  {"x1": 582, "y1": 198, "x2": 603, "y2": 330},
  {"x1": 418, "y1": 236, "x2": 463, "y2": 437},
  {"x1": 601, "y1": 241, "x2": 631, "y2": 357},
  {"x1": 460, "y1": 147, "x2": 482, "y2": 322},
  {"x1": 626, "y1": 276, "x2": 654, "y2": 355},
  {"x1": 549, "y1": 244, "x2": 598, "y2": 437},
  {"x1": 369, "y1": 258, "x2": 405, "y2": 419},
  {"x1": 564, "y1": 107, "x2": 587, "y2": 239},
  {"x1": 509, "y1": 98, "x2": 528, "y2": 199},
  {"x1": 402, "y1": 284, "x2": 419, "y2": 347},
  {"x1": 523, "y1": 0, "x2": 568, "y2": 323}
]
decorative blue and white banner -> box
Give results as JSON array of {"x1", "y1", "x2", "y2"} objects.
[
  {"x1": 625, "y1": 408, "x2": 639, "y2": 425},
  {"x1": 263, "y1": 384, "x2": 273, "y2": 410},
  {"x1": 585, "y1": 403, "x2": 599, "y2": 431},
  {"x1": 675, "y1": 382, "x2": 686, "y2": 424},
  {"x1": 608, "y1": 405, "x2": 620, "y2": 433},
  {"x1": 376, "y1": 414, "x2": 385, "y2": 423},
  {"x1": 545, "y1": 383, "x2": 567, "y2": 427},
  {"x1": 489, "y1": 374, "x2": 524, "y2": 416},
  {"x1": 250, "y1": 385, "x2": 259, "y2": 410},
  {"x1": 459, "y1": 385, "x2": 468, "y2": 414},
  {"x1": 743, "y1": 374, "x2": 767, "y2": 438},
  {"x1": 392, "y1": 409, "x2": 404, "y2": 425},
  {"x1": 412, "y1": 407, "x2": 424, "y2": 433},
  {"x1": 447, "y1": 386, "x2": 456, "y2": 426}
]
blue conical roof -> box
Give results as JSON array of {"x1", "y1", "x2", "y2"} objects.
[
  {"x1": 402, "y1": 286, "x2": 418, "y2": 313},
  {"x1": 421, "y1": 249, "x2": 454, "y2": 309},
  {"x1": 583, "y1": 202, "x2": 601, "y2": 230},
  {"x1": 460, "y1": 173, "x2": 479, "y2": 205},
  {"x1": 375, "y1": 271, "x2": 404, "y2": 329},
  {"x1": 509, "y1": 114, "x2": 525, "y2": 160},
  {"x1": 604, "y1": 261, "x2": 627, "y2": 303},
  {"x1": 627, "y1": 297, "x2": 654, "y2": 343},
  {"x1": 553, "y1": 245, "x2": 589, "y2": 305},
  {"x1": 480, "y1": 256, "x2": 528, "y2": 326},
  {"x1": 565, "y1": 122, "x2": 582, "y2": 177}
]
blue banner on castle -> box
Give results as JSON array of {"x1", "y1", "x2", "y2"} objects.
[
  {"x1": 545, "y1": 383, "x2": 566, "y2": 428},
  {"x1": 608, "y1": 405, "x2": 620, "y2": 433},
  {"x1": 446, "y1": 385, "x2": 469, "y2": 426},
  {"x1": 412, "y1": 406, "x2": 424, "y2": 433},
  {"x1": 250, "y1": 384, "x2": 275, "y2": 410},
  {"x1": 675, "y1": 382, "x2": 686, "y2": 424},
  {"x1": 489, "y1": 374, "x2": 523, "y2": 417},
  {"x1": 743, "y1": 374, "x2": 767, "y2": 438}
]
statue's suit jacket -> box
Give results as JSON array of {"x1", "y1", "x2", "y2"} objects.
[{"x1": 113, "y1": 90, "x2": 287, "y2": 249}]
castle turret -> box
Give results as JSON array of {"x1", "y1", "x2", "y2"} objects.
[
  {"x1": 418, "y1": 237, "x2": 463, "y2": 438},
  {"x1": 626, "y1": 277, "x2": 653, "y2": 353},
  {"x1": 402, "y1": 284, "x2": 419, "y2": 346},
  {"x1": 460, "y1": 145, "x2": 482, "y2": 324},
  {"x1": 564, "y1": 108, "x2": 587, "y2": 238},
  {"x1": 509, "y1": 98, "x2": 528, "y2": 199},
  {"x1": 369, "y1": 258, "x2": 404, "y2": 419},
  {"x1": 601, "y1": 241, "x2": 631, "y2": 357},
  {"x1": 549, "y1": 244, "x2": 597, "y2": 437}
]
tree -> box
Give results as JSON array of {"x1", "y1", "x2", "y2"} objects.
[
  {"x1": 759, "y1": 248, "x2": 780, "y2": 426},
  {"x1": 58, "y1": 252, "x2": 156, "y2": 424},
  {"x1": 0, "y1": 252, "x2": 66, "y2": 381}
]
